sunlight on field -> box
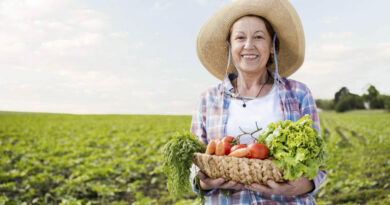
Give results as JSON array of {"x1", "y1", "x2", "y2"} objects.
[
  {"x1": 0, "y1": 111, "x2": 389, "y2": 204},
  {"x1": 0, "y1": 112, "x2": 193, "y2": 204},
  {"x1": 317, "y1": 111, "x2": 390, "y2": 204}
]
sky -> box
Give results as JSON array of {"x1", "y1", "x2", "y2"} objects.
[{"x1": 1, "y1": 0, "x2": 389, "y2": 115}]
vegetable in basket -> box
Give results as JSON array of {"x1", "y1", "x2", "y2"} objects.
[
  {"x1": 162, "y1": 131, "x2": 206, "y2": 198},
  {"x1": 257, "y1": 115, "x2": 326, "y2": 180}
]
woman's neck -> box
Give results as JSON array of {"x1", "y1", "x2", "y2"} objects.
[
  {"x1": 232, "y1": 70, "x2": 272, "y2": 99},
  {"x1": 236, "y1": 69, "x2": 268, "y2": 90}
]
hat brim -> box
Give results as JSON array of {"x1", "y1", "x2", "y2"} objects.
[{"x1": 196, "y1": 0, "x2": 305, "y2": 80}]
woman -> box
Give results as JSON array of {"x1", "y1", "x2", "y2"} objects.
[{"x1": 190, "y1": 0, "x2": 326, "y2": 204}]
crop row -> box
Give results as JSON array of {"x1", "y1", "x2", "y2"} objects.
[
  {"x1": 0, "y1": 112, "x2": 195, "y2": 204},
  {"x1": 1, "y1": 111, "x2": 389, "y2": 204},
  {"x1": 317, "y1": 111, "x2": 390, "y2": 204}
]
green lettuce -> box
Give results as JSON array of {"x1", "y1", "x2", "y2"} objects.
[{"x1": 258, "y1": 115, "x2": 326, "y2": 180}]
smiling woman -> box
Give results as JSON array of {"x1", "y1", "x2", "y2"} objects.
[
  {"x1": 190, "y1": 0, "x2": 327, "y2": 204},
  {"x1": 230, "y1": 17, "x2": 272, "y2": 77},
  {"x1": 229, "y1": 16, "x2": 274, "y2": 100},
  {"x1": 229, "y1": 15, "x2": 279, "y2": 72}
]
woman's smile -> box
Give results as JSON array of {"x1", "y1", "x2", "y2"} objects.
[{"x1": 241, "y1": 54, "x2": 258, "y2": 59}]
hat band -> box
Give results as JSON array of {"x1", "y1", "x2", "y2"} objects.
[{"x1": 272, "y1": 33, "x2": 280, "y2": 83}]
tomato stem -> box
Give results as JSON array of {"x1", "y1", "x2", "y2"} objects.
[{"x1": 236, "y1": 122, "x2": 263, "y2": 142}]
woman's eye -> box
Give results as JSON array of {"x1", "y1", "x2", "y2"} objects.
[
  {"x1": 255, "y1": 36, "x2": 263, "y2": 39},
  {"x1": 236, "y1": 36, "x2": 245, "y2": 40}
]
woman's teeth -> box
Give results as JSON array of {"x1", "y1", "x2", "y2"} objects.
[{"x1": 242, "y1": 55, "x2": 258, "y2": 59}]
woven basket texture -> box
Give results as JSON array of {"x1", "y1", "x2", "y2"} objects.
[{"x1": 193, "y1": 153, "x2": 284, "y2": 185}]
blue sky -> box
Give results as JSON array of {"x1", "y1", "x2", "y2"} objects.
[{"x1": 1, "y1": 0, "x2": 389, "y2": 114}]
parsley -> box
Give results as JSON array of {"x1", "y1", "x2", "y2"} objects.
[{"x1": 162, "y1": 131, "x2": 206, "y2": 198}]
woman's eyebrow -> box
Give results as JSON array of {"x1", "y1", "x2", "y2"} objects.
[
  {"x1": 255, "y1": 30, "x2": 265, "y2": 34},
  {"x1": 233, "y1": 31, "x2": 245, "y2": 35},
  {"x1": 233, "y1": 30, "x2": 265, "y2": 35}
]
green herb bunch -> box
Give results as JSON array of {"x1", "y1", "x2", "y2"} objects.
[
  {"x1": 258, "y1": 115, "x2": 326, "y2": 180},
  {"x1": 162, "y1": 131, "x2": 206, "y2": 198}
]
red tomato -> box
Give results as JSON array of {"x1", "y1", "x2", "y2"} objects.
[
  {"x1": 230, "y1": 144, "x2": 248, "y2": 153},
  {"x1": 222, "y1": 136, "x2": 237, "y2": 155},
  {"x1": 247, "y1": 143, "x2": 269, "y2": 159}
]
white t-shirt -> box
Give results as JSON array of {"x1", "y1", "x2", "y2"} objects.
[{"x1": 226, "y1": 84, "x2": 284, "y2": 145}]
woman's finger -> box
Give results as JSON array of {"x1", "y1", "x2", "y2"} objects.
[
  {"x1": 245, "y1": 183, "x2": 273, "y2": 194},
  {"x1": 197, "y1": 170, "x2": 205, "y2": 180},
  {"x1": 266, "y1": 180, "x2": 297, "y2": 195},
  {"x1": 266, "y1": 180, "x2": 280, "y2": 189},
  {"x1": 198, "y1": 171, "x2": 225, "y2": 189},
  {"x1": 232, "y1": 183, "x2": 244, "y2": 190},
  {"x1": 204, "y1": 177, "x2": 225, "y2": 188},
  {"x1": 219, "y1": 180, "x2": 237, "y2": 189},
  {"x1": 198, "y1": 171, "x2": 224, "y2": 185}
]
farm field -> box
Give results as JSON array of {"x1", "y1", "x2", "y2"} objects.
[
  {"x1": 0, "y1": 110, "x2": 389, "y2": 204},
  {"x1": 317, "y1": 111, "x2": 390, "y2": 204}
]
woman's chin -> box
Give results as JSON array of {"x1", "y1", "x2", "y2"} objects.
[{"x1": 238, "y1": 66, "x2": 267, "y2": 74}]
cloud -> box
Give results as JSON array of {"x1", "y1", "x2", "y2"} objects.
[
  {"x1": 151, "y1": 1, "x2": 172, "y2": 11},
  {"x1": 41, "y1": 33, "x2": 103, "y2": 50},
  {"x1": 0, "y1": 0, "x2": 112, "y2": 69},
  {"x1": 321, "y1": 32, "x2": 353, "y2": 40},
  {"x1": 0, "y1": 0, "x2": 178, "y2": 114},
  {"x1": 322, "y1": 16, "x2": 339, "y2": 24},
  {"x1": 196, "y1": 0, "x2": 230, "y2": 6},
  {"x1": 293, "y1": 41, "x2": 390, "y2": 99},
  {"x1": 317, "y1": 44, "x2": 351, "y2": 57},
  {"x1": 58, "y1": 69, "x2": 138, "y2": 92},
  {"x1": 67, "y1": 9, "x2": 107, "y2": 30},
  {"x1": 109, "y1": 32, "x2": 129, "y2": 39},
  {"x1": 196, "y1": 0, "x2": 208, "y2": 5},
  {"x1": 0, "y1": 0, "x2": 71, "y2": 20}
]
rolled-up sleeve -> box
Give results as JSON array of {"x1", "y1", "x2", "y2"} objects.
[
  {"x1": 190, "y1": 95, "x2": 207, "y2": 144},
  {"x1": 308, "y1": 169, "x2": 327, "y2": 195},
  {"x1": 189, "y1": 94, "x2": 218, "y2": 196},
  {"x1": 300, "y1": 86, "x2": 320, "y2": 134}
]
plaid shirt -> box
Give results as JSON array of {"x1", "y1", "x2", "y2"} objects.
[{"x1": 190, "y1": 72, "x2": 327, "y2": 205}]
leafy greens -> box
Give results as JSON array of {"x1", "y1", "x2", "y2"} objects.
[
  {"x1": 258, "y1": 115, "x2": 326, "y2": 180},
  {"x1": 162, "y1": 131, "x2": 206, "y2": 198}
]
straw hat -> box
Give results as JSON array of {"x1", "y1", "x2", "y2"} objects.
[{"x1": 196, "y1": 0, "x2": 305, "y2": 80}]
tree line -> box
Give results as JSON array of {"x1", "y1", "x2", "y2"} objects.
[{"x1": 315, "y1": 85, "x2": 390, "y2": 112}]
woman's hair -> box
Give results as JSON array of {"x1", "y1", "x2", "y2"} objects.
[{"x1": 228, "y1": 15, "x2": 280, "y2": 67}]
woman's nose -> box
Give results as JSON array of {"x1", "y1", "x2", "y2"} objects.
[{"x1": 244, "y1": 38, "x2": 254, "y2": 49}]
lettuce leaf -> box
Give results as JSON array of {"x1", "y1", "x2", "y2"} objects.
[{"x1": 258, "y1": 115, "x2": 326, "y2": 180}]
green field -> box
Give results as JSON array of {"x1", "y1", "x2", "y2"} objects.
[
  {"x1": 0, "y1": 111, "x2": 389, "y2": 204},
  {"x1": 317, "y1": 111, "x2": 390, "y2": 204}
]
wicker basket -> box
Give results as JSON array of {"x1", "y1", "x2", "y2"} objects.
[{"x1": 193, "y1": 153, "x2": 284, "y2": 185}]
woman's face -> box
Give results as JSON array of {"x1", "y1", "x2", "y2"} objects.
[{"x1": 230, "y1": 16, "x2": 273, "y2": 75}]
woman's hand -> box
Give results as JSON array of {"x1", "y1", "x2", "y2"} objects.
[
  {"x1": 198, "y1": 170, "x2": 244, "y2": 191},
  {"x1": 244, "y1": 176, "x2": 314, "y2": 196}
]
